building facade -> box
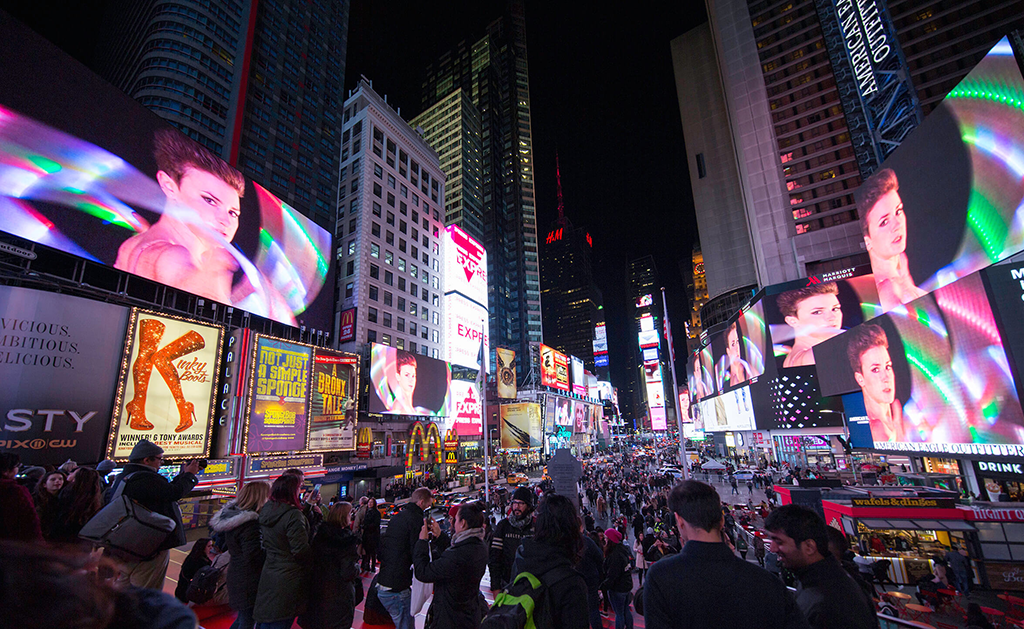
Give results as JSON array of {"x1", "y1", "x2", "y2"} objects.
[
  {"x1": 683, "y1": 242, "x2": 710, "y2": 354},
  {"x1": 334, "y1": 80, "x2": 447, "y2": 361},
  {"x1": 420, "y1": 0, "x2": 541, "y2": 380},
  {"x1": 626, "y1": 255, "x2": 677, "y2": 430}
]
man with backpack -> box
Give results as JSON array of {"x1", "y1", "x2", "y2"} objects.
[
  {"x1": 488, "y1": 486, "x2": 535, "y2": 591},
  {"x1": 108, "y1": 439, "x2": 200, "y2": 589}
]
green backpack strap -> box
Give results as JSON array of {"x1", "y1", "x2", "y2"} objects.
[{"x1": 492, "y1": 571, "x2": 543, "y2": 629}]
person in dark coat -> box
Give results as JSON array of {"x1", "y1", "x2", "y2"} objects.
[
  {"x1": 107, "y1": 439, "x2": 200, "y2": 590},
  {"x1": 644, "y1": 480, "x2": 808, "y2": 629},
  {"x1": 174, "y1": 537, "x2": 215, "y2": 602},
  {"x1": 509, "y1": 494, "x2": 589, "y2": 629},
  {"x1": 413, "y1": 501, "x2": 488, "y2": 629},
  {"x1": 765, "y1": 504, "x2": 878, "y2": 629},
  {"x1": 361, "y1": 497, "x2": 382, "y2": 573},
  {"x1": 0, "y1": 453, "x2": 42, "y2": 542},
  {"x1": 579, "y1": 531, "x2": 606, "y2": 629},
  {"x1": 377, "y1": 487, "x2": 434, "y2": 629},
  {"x1": 489, "y1": 486, "x2": 535, "y2": 591},
  {"x1": 254, "y1": 474, "x2": 311, "y2": 629},
  {"x1": 601, "y1": 528, "x2": 634, "y2": 629},
  {"x1": 50, "y1": 467, "x2": 104, "y2": 546},
  {"x1": 210, "y1": 480, "x2": 270, "y2": 629},
  {"x1": 299, "y1": 502, "x2": 361, "y2": 629}
]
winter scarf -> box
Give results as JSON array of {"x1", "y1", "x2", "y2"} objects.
[
  {"x1": 508, "y1": 511, "x2": 532, "y2": 530},
  {"x1": 450, "y1": 526, "x2": 486, "y2": 546}
]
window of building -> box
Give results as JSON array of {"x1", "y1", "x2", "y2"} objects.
[
  {"x1": 345, "y1": 282, "x2": 353, "y2": 298},
  {"x1": 410, "y1": 303, "x2": 417, "y2": 316},
  {"x1": 383, "y1": 312, "x2": 392, "y2": 328},
  {"x1": 371, "y1": 222, "x2": 381, "y2": 237},
  {"x1": 370, "y1": 264, "x2": 379, "y2": 279},
  {"x1": 371, "y1": 244, "x2": 379, "y2": 258},
  {"x1": 421, "y1": 307, "x2": 429, "y2": 321},
  {"x1": 397, "y1": 317, "x2": 405, "y2": 332},
  {"x1": 396, "y1": 338, "x2": 404, "y2": 350},
  {"x1": 409, "y1": 322, "x2": 417, "y2": 336},
  {"x1": 384, "y1": 270, "x2": 393, "y2": 286},
  {"x1": 398, "y1": 257, "x2": 406, "y2": 271},
  {"x1": 387, "y1": 174, "x2": 395, "y2": 189},
  {"x1": 387, "y1": 212, "x2": 395, "y2": 226},
  {"x1": 374, "y1": 163, "x2": 383, "y2": 178},
  {"x1": 347, "y1": 240, "x2": 356, "y2": 255},
  {"x1": 387, "y1": 192, "x2": 395, "y2": 207},
  {"x1": 345, "y1": 260, "x2": 354, "y2": 276},
  {"x1": 369, "y1": 285, "x2": 378, "y2": 301},
  {"x1": 373, "y1": 182, "x2": 382, "y2": 197},
  {"x1": 381, "y1": 333, "x2": 391, "y2": 345},
  {"x1": 421, "y1": 326, "x2": 428, "y2": 340},
  {"x1": 368, "y1": 307, "x2": 378, "y2": 323},
  {"x1": 373, "y1": 202, "x2": 382, "y2": 217},
  {"x1": 399, "y1": 220, "x2": 407, "y2": 234},
  {"x1": 432, "y1": 329, "x2": 439, "y2": 343},
  {"x1": 409, "y1": 341, "x2": 416, "y2": 353},
  {"x1": 367, "y1": 329, "x2": 376, "y2": 343},
  {"x1": 398, "y1": 277, "x2": 406, "y2": 290},
  {"x1": 385, "y1": 250, "x2": 394, "y2": 265},
  {"x1": 398, "y1": 297, "x2": 406, "y2": 312},
  {"x1": 399, "y1": 239, "x2": 406, "y2": 253}
]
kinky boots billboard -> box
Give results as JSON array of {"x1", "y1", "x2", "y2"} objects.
[{"x1": 0, "y1": 286, "x2": 129, "y2": 465}]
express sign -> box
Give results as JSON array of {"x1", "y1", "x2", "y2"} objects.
[
  {"x1": 443, "y1": 224, "x2": 487, "y2": 308},
  {"x1": 444, "y1": 293, "x2": 489, "y2": 371},
  {"x1": 447, "y1": 380, "x2": 482, "y2": 437}
]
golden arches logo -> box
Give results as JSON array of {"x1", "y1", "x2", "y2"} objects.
[
  {"x1": 426, "y1": 422, "x2": 442, "y2": 464},
  {"x1": 406, "y1": 421, "x2": 443, "y2": 466}
]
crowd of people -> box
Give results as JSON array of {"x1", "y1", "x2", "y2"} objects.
[{"x1": 0, "y1": 440, "x2": 989, "y2": 629}]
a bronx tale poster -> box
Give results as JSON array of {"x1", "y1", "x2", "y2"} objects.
[{"x1": 307, "y1": 348, "x2": 359, "y2": 451}]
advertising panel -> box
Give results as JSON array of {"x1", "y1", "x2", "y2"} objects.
[
  {"x1": 444, "y1": 292, "x2": 488, "y2": 370},
  {"x1": 571, "y1": 355, "x2": 586, "y2": 396},
  {"x1": 540, "y1": 344, "x2": 570, "y2": 391},
  {"x1": 816, "y1": 272, "x2": 1024, "y2": 455},
  {"x1": 246, "y1": 336, "x2": 311, "y2": 453},
  {"x1": 0, "y1": 286, "x2": 129, "y2": 465},
  {"x1": 638, "y1": 329, "x2": 660, "y2": 348},
  {"x1": 593, "y1": 322, "x2": 608, "y2": 354},
  {"x1": 338, "y1": 308, "x2": 357, "y2": 343},
  {"x1": 679, "y1": 389, "x2": 691, "y2": 423},
  {"x1": 544, "y1": 395, "x2": 557, "y2": 433},
  {"x1": 703, "y1": 385, "x2": 756, "y2": 432},
  {"x1": 853, "y1": 38, "x2": 1024, "y2": 314},
  {"x1": 595, "y1": 354, "x2": 609, "y2": 367},
  {"x1": 111, "y1": 311, "x2": 222, "y2": 459},
  {"x1": 0, "y1": 18, "x2": 334, "y2": 330},
  {"x1": 645, "y1": 380, "x2": 665, "y2": 408},
  {"x1": 689, "y1": 344, "x2": 716, "y2": 404},
  {"x1": 713, "y1": 298, "x2": 767, "y2": 392},
  {"x1": 594, "y1": 381, "x2": 614, "y2": 401},
  {"x1": 553, "y1": 396, "x2": 572, "y2": 426},
  {"x1": 368, "y1": 343, "x2": 451, "y2": 416},
  {"x1": 496, "y1": 348, "x2": 517, "y2": 399},
  {"x1": 651, "y1": 407, "x2": 667, "y2": 431},
  {"x1": 500, "y1": 402, "x2": 542, "y2": 448},
  {"x1": 213, "y1": 328, "x2": 250, "y2": 458},
  {"x1": 573, "y1": 400, "x2": 588, "y2": 434},
  {"x1": 307, "y1": 349, "x2": 358, "y2": 451},
  {"x1": 683, "y1": 423, "x2": 705, "y2": 440},
  {"x1": 442, "y1": 224, "x2": 488, "y2": 307},
  {"x1": 447, "y1": 380, "x2": 482, "y2": 437}
]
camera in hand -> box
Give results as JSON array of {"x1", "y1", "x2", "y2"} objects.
[{"x1": 197, "y1": 458, "x2": 208, "y2": 471}]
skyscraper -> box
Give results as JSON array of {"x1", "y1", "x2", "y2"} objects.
[
  {"x1": 420, "y1": 0, "x2": 540, "y2": 380},
  {"x1": 682, "y1": 242, "x2": 710, "y2": 354},
  {"x1": 627, "y1": 255, "x2": 677, "y2": 429},
  {"x1": 93, "y1": 0, "x2": 349, "y2": 231},
  {"x1": 540, "y1": 158, "x2": 599, "y2": 373}
]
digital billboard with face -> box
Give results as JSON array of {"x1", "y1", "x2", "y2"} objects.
[
  {"x1": 111, "y1": 311, "x2": 222, "y2": 459},
  {"x1": 540, "y1": 344, "x2": 569, "y2": 391},
  {"x1": 713, "y1": 299, "x2": 767, "y2": 392},
  {"x1": 554, "y1": 395, "x2": 572, "y2": 426},
  {"x1": 443, "y1": 224, "x2": 487, "y2": 308},
  {"x1": 815, "y1": 271, "x2": 1024, "y2": 455},
  {"x1": 688, "y1": 344, "x2": 716, "y2": 404},
  {"x1": 571, "y1": 355, "x2": 586, "y2": 395},
  {"x1": 0, "y1": 17, "x2": 334, "y2": 331},
  {"x1": 0, "y1": 286, "x2": 129, "y2": 465},
  {"x1": 854, "y1": 37, "x2": 1024, "y2": 315},
  {"x1": 444, "y1": 292, "x2": 488, "y2": 371},
  {"x1": 368, "y1": 343, "x2": 451, "y2": 417}
]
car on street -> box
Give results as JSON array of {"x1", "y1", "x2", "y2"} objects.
[
  {"x1": 506, "y1": 473, "x2": 530, "y2": 486},
  {"x1": 658, "y1": 466, "x2": 685, "y2": 478}
]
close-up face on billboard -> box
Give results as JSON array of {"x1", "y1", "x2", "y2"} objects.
[
  {"x1": 369, "y1": 343, "x2": 451, "y2": 417},
  {"x1": 307, "y1": 349, "x2": 358, "y2": 452},
  {"x1": 0, "y1": 18, "x2": 334, "y2": 330},
  {"x1": 111, "y1": 310, "x2": 222, "y2": 460},
  {"x1": 712, "y1": 299, "x2": 766, "y2": 392},
  {"x1": 854, "y1": 37, "x2": 1024, "y2": 315},
  {"x1": 247, "y1": 336, "x2": 312, "y2": 453},
  {"x1": 815, "y1": 271, "x2": 1024, "y2": 455},
  {"x1": 0, "y1": 286, "x2": 129, "y2": 465},
  {"x1": 688, "y1": 343, "x2": 716, "y2": 404}
]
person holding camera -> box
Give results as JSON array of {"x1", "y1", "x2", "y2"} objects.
[{"x1": 107, "y1": 439, "x2": 200, "y2": 589}]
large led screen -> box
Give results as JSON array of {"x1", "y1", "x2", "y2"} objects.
[
  {"x1": 688, "y1": 345, "x2": 715, "y2": 403},
  {"x1": 442, "y1": 224, "x2": 487, "y2": 308},
  {"x1": 571, "y1": 355, "x2": 586, "y2": 395},
  {"x1": 247, "y1": 336, "x2": 311, "y2": 453},
  {"x1": 444, "y1": 292, "x2": 488, "y2": 371},
  {"x1": 111, "y1": 310, "x2": 222, "y2": 459},
  {"x1": 765, "y1": 274, "x2": 880, "y2": 369},
  {"x1": 369, "y1": 343, "x2": 451, "y2": 416},
  {"x1": 854, "y1": 37, "x2": 1024, "y2": 314},
  {"x1": 0, "y1": 15, "x2": 333, "y2": 329},
  {"x1": 702, "y1": 385, "x2": 757, "y2": 433},
  {"x1": 553, "y1": 395, "x2": 572, "y2": 426},
  {"x1": 307, "y1": 349, "x2": 358, "y2": 451},
  {"x1": 446, "y1": 380, "x2": 482, "y2": 437},
  {"x1": 815, "y1": 272, "x2": 1024, "y2": 455},
  {"x1": 540, "y1": 344, "x2": 569, "y2": 391},
  {"x1": 0, "y1": 286, "x2": 129, "y2": 465},
  {"x1": 713, "y1": 299, "x2": 767, "y2": 392},
  {"x1": 500, "y1": 402, "x2": 542, "y2": 449}
]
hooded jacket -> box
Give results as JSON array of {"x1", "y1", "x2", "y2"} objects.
[
  {"x1": 109, "y1": 463, "x2": 197, "y2": 551},
  {"x1": 509, "y1": 537, "x2": 589, "y2": 629},
  {"x1": 488, "y1": 512, "x2": 534, "y2": 589},
  {"x1": 378, "y1": 501, "x2": 425, "y2": 591},
  {"x1": 413, "y1": 530, "x2": 488, "y2": 629},
  {"x1": 601, "y1": 541, "x2": 633, "y2": 593},
  {"x1": 253, "y1": 500, "x2": 310, "y2": 623},
  {"x1": 210, "y1": 501, "x2": 264, "y2": 611},
  {"x1": 299, "y1": 521, "x2": 360, "y2": 629}
]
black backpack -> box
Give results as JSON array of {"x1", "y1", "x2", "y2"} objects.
[
  {"x1": 481, "y1": 565, "x2": 574, "y2": 629},
  {"x1": 186, "y1": 564, "x2": 226, "y2": 604}
]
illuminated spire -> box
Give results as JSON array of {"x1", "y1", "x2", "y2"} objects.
[{"x1": 556, "y1": 152, "x2": 565, "y2": 222}]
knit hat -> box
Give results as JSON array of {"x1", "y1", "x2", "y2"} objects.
[
  {"x1": 605, "y1": 528, "x2": 623, "y2": 545},
  {"x1": 512, "y1": 486, "x2": 535, "y2": 508},
  {"x1": 449, "y1": 505, "x2": 461, "y2": 519},
  {"x1": 96, "y1": 459, "x2": 116, "y2": 474},
  {"x1": 128, "y1": 439, "x2": 164, "y2": 462}
]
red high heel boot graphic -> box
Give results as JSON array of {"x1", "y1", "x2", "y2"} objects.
[
  {"x1": 151, "y1": 330, "x2": 206, "y2": 433},
  {"x1": 125, "y1": 319, "x2": 165, "y2": 431}
]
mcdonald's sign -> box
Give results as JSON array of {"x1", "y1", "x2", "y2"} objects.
[
  {"x1": 339, "y1": 308, "x2": 357, "y2": 343},
  {"x1": 444, "y1": 429, "x2": 459, "y2": 452},
  {"x1": 407, "y1": 421, "x2": 444, "y2": 467},
  {"x1": 356, "y1": 426, "x2": 373, "y2": 458}
]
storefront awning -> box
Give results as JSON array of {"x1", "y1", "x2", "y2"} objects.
[{"x1": 858, "y1": 518, "x2": 976, "y2": 531}]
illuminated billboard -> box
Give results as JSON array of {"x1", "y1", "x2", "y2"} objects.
[
  {"x1": 446, "y1": 380, "x2": 482, "y2": 437},
  {"x1": 593, "y1": 322, "x2": 608, "y2": 354},
  {"x1": 247, "y1": 336, "x2": 312, "y2": 453},
  {"x1": 640, "y1": 313, "x2": 655, "y2": 332},
  {"x1": 595, "y1": 354, "x2": 609, "y2": 367},
  {"x1": 0, "y1": 286, "x2": 129, "y2": 466},
  {"x1": 712, "y1": 299, "x2": 767, "y2": 392},
  {"x1": 500, "y1": 402, "x2": 542, "y2": 448},
  {"x1": 651, "y1": 407, "x2": 667, "y2": 431},
  {"x1": 111, "y1": 311, "x2": 222, "y2": 460},
  {"x1": 368, "y1": 343, "x2": 451, "y2": 416},
  {"x1": 308, "y1": 349, "x2": 358, "y2": 451},
  {"x1": 496, "y1": 348, "x2": 517, "y2": 399},
  {"x1": 539, "y1": 344, "x2": 569, "y2": 391},
  {"x1": 0, "y1": 19, "x2": 334, "y2": 330},
  {"x1": 702, "y1": 385, "x2": 756, "y2": 433},
  {"x1": 853, "y1": 37, "x2": 1024, "y2": 314},
  {"x1": 443, "y1": 224, "x2": 488, "y2": 308},
  {"x1": 636, "y1": 294, "x2": 653, "y2": 308},
  {"x1": 638, "y1": 329, "x2": 660, "y2": 348},
  {"x1": 338, "y1": 308, "x2": 357, "y2": 343},
  {"x1": 570, "y1": 355, "x2": 586, "y2": 396},
  {"x1": 444, "y1": 292, "x2": 488, "y2": 371},
  {"x1": 816, "y1": 271, "x2": 1024, "y2": 455},
  {"x1": 553, "y1": 395, "x2": 572, "y2": 426}
]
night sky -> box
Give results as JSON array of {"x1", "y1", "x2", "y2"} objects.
[{"x1": 1, "y1": 0, "x2": 709, "y2": 408}]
